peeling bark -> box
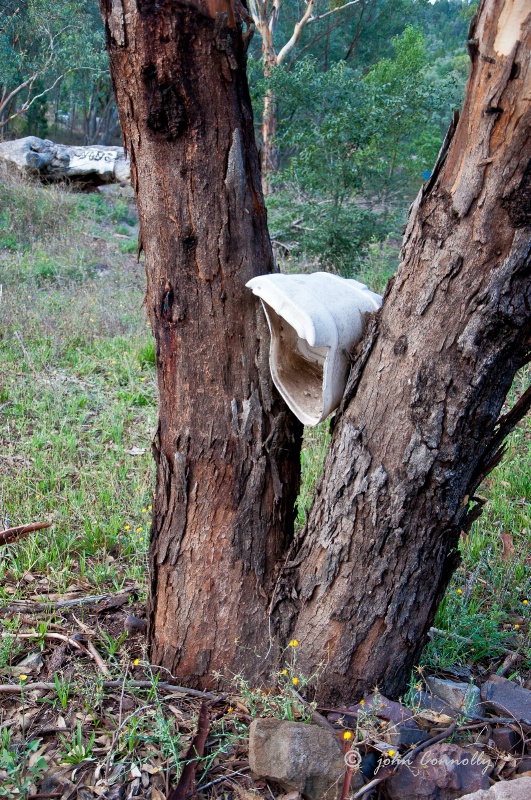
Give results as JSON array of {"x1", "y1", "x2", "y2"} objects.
[
  {"x1": 287, "y1": 0, "x2": 531, "y2": 704},
  {"x1": 99, "y1": 0, "x2": 302, "y2": 687}
]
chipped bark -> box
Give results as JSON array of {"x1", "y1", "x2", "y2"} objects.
[
  {"x1": 99, "y1": 0, "x2": 302, "y2": 687},
  {"x1": 287, "y1": 0, "x2": 531, "y2": 704}
]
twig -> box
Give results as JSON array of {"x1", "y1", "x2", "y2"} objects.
[
  {"x1": 86, "y1": 640, "x2": 111, "y2": 677},
  {"x1": 0, "y1": 521, "x2": 52, "y2": 546}
]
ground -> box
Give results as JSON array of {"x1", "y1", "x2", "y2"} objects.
[{"x1": 0, "y1": 171, "x2": 529, "y2": 798}]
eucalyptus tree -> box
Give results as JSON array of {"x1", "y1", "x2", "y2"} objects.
[{"x1": 99, "y1": 0, "x2": 531, "y2": 702}]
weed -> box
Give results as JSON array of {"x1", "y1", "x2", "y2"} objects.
[
  {"x1": 58, "y1": 722, "x2": 96, "y2": 765},
  {"x1": 0, "y1": 728, "x2": 47, "y2": 799}
]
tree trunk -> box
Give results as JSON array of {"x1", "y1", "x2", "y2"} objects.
[
  {"x1": 98, "y1": 0, "x2": 302, "y2": 688},
  {"x1": 286, "y1": 0, "x2": 531, "y2": 705}
]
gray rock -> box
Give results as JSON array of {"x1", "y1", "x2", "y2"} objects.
[
  {"x1": 249, "y1": 718, "x2": 363, "y2": 800},
  {"x1": 516, "y1": 756, "x2": 531, "y2": 774},
  {"x1": 385, "y1": 724, "x2": 431, "y2": 748},
  {"x1": 385, "y1": 742, "x2": 491, "y2": 800},
  {"x1": 458, "y1": 776, "x2": 531, "y2": 799},
  {"x1": 481, "y1": 676, "x2": 531, "y2": 725},
  {"x1": 426, "y1": 676, "x2": 481, "y2": 716}
]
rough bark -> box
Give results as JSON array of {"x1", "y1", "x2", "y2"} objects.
[
  {"x1": 286, "y1": 0, "x2": 531, "y2": 704},
  {"x1": 98, "y1": 0, "x2": 302, "y2": 687},
  {"x1": 0, "y1": 136, "x2": 130, "y2": 186}
]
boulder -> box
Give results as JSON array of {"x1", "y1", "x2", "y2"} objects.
[
  {"x1": 248, "y1": 718, "x2": 363, "y2": 800},
  {"x1": 0, "y1": 136, "x2": 130, "y2": 187},
  {"x1": 458, "y1": 776, "x2": 531, "y2": 799},
  {"x1": 385, "y1": 742, "x2": 491, "y2": 800}
]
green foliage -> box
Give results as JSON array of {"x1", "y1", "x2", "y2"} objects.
[
  {"x1": 266, "y1": 26, "x2": 459, "y2": 274},
  {"x1": 0, "y1": 728, "x2": 47, "y2": 800}
]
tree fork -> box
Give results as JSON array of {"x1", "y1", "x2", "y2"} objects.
[
  {"x1": 99, "y1": 0, "x2": 302, "y2": 687},
  {"x1": 286, "y1": 0, "x2": 531, "y2": 704}
]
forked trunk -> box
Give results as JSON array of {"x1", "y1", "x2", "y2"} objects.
[
  {"x1": 98, "y1": 0, "x2": 302, "y2": 687},
  {"x1": 285, "y1": 0, "x2": 531, "y2": 703}
]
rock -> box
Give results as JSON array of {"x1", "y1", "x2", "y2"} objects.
[
  {"x1": 481, "y1": 676, "x2": 531, "y2": 725},
  {"x1": 516, "y1": 756, "x2": 531, "y2": 774},
  {"x1": 426, "y1": 676, "x2": 481, "y2": 716},
  {"x1": 328, "y1": 692, "x2": 417, "y2": 728},
  {"x1": 413, "y1": 690, "x2": 461, "y2": 720},
  {"x1": 458, "y1": 776, "x2": 531, "y2": 799},
  {"x1": 249, "y1": 718, "x2": 363, "y2": 800},
  {"x1": 384, "y1": 724, "x2": 431, "y2": 748},
  {"x1": 385, "y1": 742, "x2": 491, "y2": 800},
  {"x1": 491, "y1": 726, "x2": 521, "y2": 753},
  {"x1": 0, "y1": 136, "x2": 130, "y2": 187}
]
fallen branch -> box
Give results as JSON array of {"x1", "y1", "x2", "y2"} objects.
[
  {"x1": 2, "y1": 588, "x2": 139, "y2": 613},
  {"x1": 0, "y1": 679, "x2": 219, "y2": 698},
  {"x1": 0, "y1": 521, "x2": 52, "y2": 546}
]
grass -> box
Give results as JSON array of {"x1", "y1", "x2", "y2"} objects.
[
  {"x1": 0, "y1": 171, "x2": 529, "y2": 796},
  {"x1": 0, "y1": 175, "x2": 155, "y2": 597}
]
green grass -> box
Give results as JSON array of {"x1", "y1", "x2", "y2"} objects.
[{"x1": 0, "y1": 174, "x2": 153, "y2": 597}]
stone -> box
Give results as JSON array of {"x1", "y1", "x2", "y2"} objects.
[
  {"x1": 248, "y1": 718, "x2": 363, "y2": 800},
  {"x1": 0, "y1": 136, "x2": 130, "y2": 187},
  {"x1": 413, "y1": 690, "x2": 460, "y2": 720},
  {"x1": 384, "y1": 724, "x2": 431, "y2": 748},
  {"x1": 328, "y1": 692, "x2": 418, "y2": 728},
  {"x1": 458, "y1": 776, "x2": 531, "y2": 799},
  {"x1": 491, "y1": 726, "x2": 521, "y2": 753},
  {"x1": 516, "y1": 757, "x2": 531, "y2": 774},
  {"x1": 426, "y1": 676, "x2": 481, "y2": 716},
  {"x1": 481, "y1": 676, "x2": 531, "y2": 725},
  {"x1": 385, "y1": 742, "x2": 491, "y2": 800}
]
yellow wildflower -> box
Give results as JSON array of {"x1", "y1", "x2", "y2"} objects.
[
  {"x1": 388, "y1": 750, "x2": 396, "y2": 757},
  {"x1": 19, "y1": 674, "x2": 28, "y2": 682},
  {"x1": 514, "y1": 624, "x2": 520, "y2": 630},
  {"x1": 456, "y1": 589, "x2": 463, "y2": 595},
  {"x1": 124, "y1": 524, "x2": 130, "y2": 530},
  {"x1": 292, "y1": 677, "x2": 299, "y2": 686},
  {"x1": 343, "y1": 731, "x2": 353, "y2": 740},
  {"x1": 523, "y1": 600, "x2": 529, "y2": 605},
  {"x1": 288, "y1": 639, "x2": 299, "y2": 648},
  {"x1": 228, "y1": 707, "x2": 233, "y2": 713},
  {"x1": 136, "y1": 527, "x2": 142, "y2": 533},
  {"x1": 281, "y1": 669, "x2": 288, "y2": 676},
  {"x1": 133, "y1": 658, "x2": 140, "y2": 666}
]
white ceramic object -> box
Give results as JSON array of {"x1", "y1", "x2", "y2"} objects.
[{"x1": 246, "y1": 272, "x2": 382, "y2": 426}]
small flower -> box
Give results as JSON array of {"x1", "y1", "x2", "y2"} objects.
[
  {"x1": 228, "y1": 706, "x2": 233, "y2": 713},
  {"x1": 36, "y1": 494, "x2": 41, "y2": 500},
  {"x1": 360, "y1": 699, "x2": 365, "y2": 707},
  {"x1": 281, "y1": 669, "x2": 288, "y2": 676},
  {"x1": 292, "y1": 677, "x2": 299, "y2": 686},
  {"x1": 19, "y1": 674, "x2": 28, "y2": 682},
  {"x1": 456, "y1": 589, "x2": 463, "y2": 595},
  {"x1": 343, "y1": 731, "x2": 353, "y2": 740},
  {"x1": 234, "y1": 637, "x2": 239, "y2": 643},
  {"x1": 139, "y1": 537, "x2": 144, "y2": 542},
  {"x1": 89, "y1": 318, "x2": 95, "y2": 322},
  {"x1": 136, "y1": 527, "x2": 142, "y2": 533},
  {"x1": 142, "y1": 508, "x2": 147, "y2": 513},
  {"x1": 288, "y1": 639, "x2": 299, "y2": 648},
  {"x1": 124, "y1": 524, "x2": 130, "y2": 530},
  {"x1": 388, "y1": 750, "x2": 396, "y2": 757},
  {"x1": 140, "y1": 377, "x2": 146, "y2": 382},
  {"x1": 133, "y1": 658, "x2": 140, "y2": 666},
  {"x1": 514, "y1": 624, "x2": 520, "y2": 630},
  {"x1": 380, "y1": 720, "x2": 388, "y2": 727},
  {"x1": 148, "y1": 505, "x2": 152, "y2": 511},
  {"x1": 523, "y1": 600, "x2": 529, "y2": 606}
]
